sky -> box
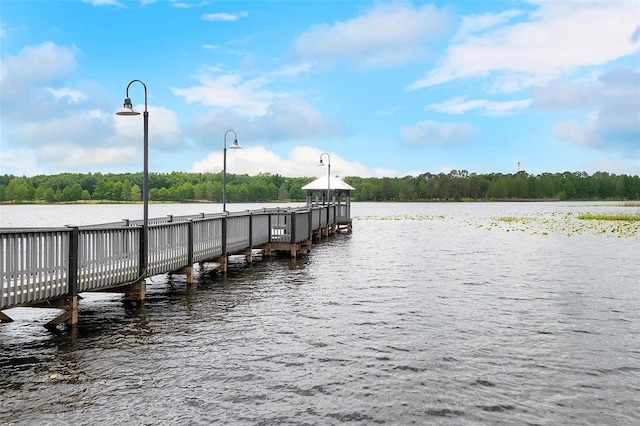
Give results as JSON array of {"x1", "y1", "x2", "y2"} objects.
[{"x1": 1, "y1": 0, "x2": 639, "y2": 180}]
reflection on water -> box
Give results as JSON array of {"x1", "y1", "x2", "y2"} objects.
[{"x1": 1, "y1": 202, "x2": 639, "y2": 425}]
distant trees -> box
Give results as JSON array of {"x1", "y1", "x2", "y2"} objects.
[
  {"x1": 343, "y1": 170, "x2": 640, "y2": 202},
  {"x1": 0, "y1": 172, "x2": 315, "y2": 204},
  {"x1": 0, "y1": 170, "x2": 638, "y2": 204}
]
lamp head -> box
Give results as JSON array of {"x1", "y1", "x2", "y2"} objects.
[
  {"x1": 318, "y1": 158, "x2": 325, "y2": 166},
  {"x1": 230, "y1": 139, "x2": 242, "y2": 149},
  {"x1": 116, "y1": 97, "x2": 140, "y2": 116}
]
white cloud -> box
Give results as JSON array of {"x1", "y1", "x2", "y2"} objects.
[
  {"x1": 375, "y1": 109, "x2": 396, "y2": 117},
  {"x1": 294, "y1": 2, "x2": 451, "y2": 69},
  {"x1": 201, "y1": 11, "x2": 248, "y2": 22},
  {"x1": 454, "y1": 9, "x2": 524, "y2": 41},
  {"x1": 0, "y1": 149, "x2": 40, "y2": 176},
  {"x1": 0, "y1": 42, "x2": 77, "y2": 99},
  {"x1": 114, "y1": 104, "x2": 182, "y2": 148},
  {"x1": 172, "y1": 1, "x2": 208, "y2": 8},
  {"x1": 46, "y1": 87, "x2": 87, "y2": 104},
  {"x1": 538, "y1": 66, "x2": 640, "y2": 155},
  {"x1": 171, "y1": 62, "x2": 311, "y2": 116},
  {"x1": 174, "y1": 69, "x2": 348, "y2": 145},
  {"x1": 270, "y1": 61, "x2": 313, "y2": 78},
  {"x1": 253, "y1": 98, "x2": 348, "y2": 140},
  {"x1": 16, "y1": 110, "x2": 112, "y2": 149},
  {"x1": 531, "y1": 78, "x2": 595, "y2": 109},
  {"x1": 81, "y1": 0, "x2": 124, "y2": 7},
  {"x1": 427, "y1": 96, "x2": 531, "y2": 115},
  {"x1": 553, "y1": 111, "x2": 600, "y2": 147},
  {"x1": 172, "y1": 72, "x2": 275, "y2": 116},
  {"x1": 399, "y1": 120, "x2": 480, "y2": 146},
  {"x1": 583, "y1": 157, "x2": 640, "y2": 177},
  {"x1": 410, "y1": 1, "x2": 640, "y2": 91},
  {"x1": 2, "y1": 103, "x2": 182, "y2": 173},
  {"x1": 191, "y1": 145, "x2": 384, "y2": 177},
  {"x1": 181, "y1": 98, "x2": 348, "y2": 147},
  {"x1": 0, "y1": 38, "x2": 184, "y2": 174},
  {"x1": 40, "y1": 143, "x2": 139, "y2": 169}
]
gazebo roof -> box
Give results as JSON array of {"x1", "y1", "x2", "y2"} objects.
[{"x1": 302, "y1": 175, "x2": 355, "y2": 191}]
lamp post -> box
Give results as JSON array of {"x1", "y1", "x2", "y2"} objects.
[
  {"x1": 116, "y1": 79, "x2": 148, "y2": 277},
  {"x1": 318, "y1": 152, "x2": 331, "y2": 205},
  {"x1": 223, "y1": 129, "x2": 242, "y2": 213}
]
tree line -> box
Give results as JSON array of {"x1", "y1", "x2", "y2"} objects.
[
  {"x1": 0, "y1": 170, "x2": 638, "y2": 204},
  {"x1": 347, "y1": 170, "x2": 640, "y2": 201}
]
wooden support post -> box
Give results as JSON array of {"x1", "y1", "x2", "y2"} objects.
[
  {"x1": 93, "y1": 280, "x2": 146, "y2": 303},
  {"x1": 44, "y1": 296, "x2": 79, "y2": 329},
  {"x1": 243, "y1": 249, "x2": 253, "y2": 264},
  {"x1": 213, "y1": 256, "x2": 227, "y2": 273},
  {"x1": 107, "y1": 280, "x2": 147, "y2": 303},
  {"x1": 174, "y1": 265, "x2": 194, "y2": 284},
  {"x1": 268, "y1": 242, "x2": 305, "y2": 258},
  {"x1": 0, "y1": 311, "x2": 14, "y2": 323}
]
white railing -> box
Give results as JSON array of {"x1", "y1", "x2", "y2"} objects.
[
  {"x1": 1, "y1": 229, "x2": 69, "y2": 306},
  {"x1": 0, "y1": 205, "x2": 348, "y2": 309},
  {"x1": 148, "y1": 222, "x2": 190, "y2": 277},
  {"x1": 78, "y1": 227, "x2": 139, "y2": 291}
]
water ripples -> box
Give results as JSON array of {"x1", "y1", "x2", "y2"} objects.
[{"x1": 1, "y1": 202, "x2": 639, "y2": 425}]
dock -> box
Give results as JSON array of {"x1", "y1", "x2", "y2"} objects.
[{"x1": 1, "y1": 196, "x2": 353, "y2": 328}]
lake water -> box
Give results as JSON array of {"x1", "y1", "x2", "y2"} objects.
[{"x1": 1, "y1": 202, "x2": 639, "y2": 425}]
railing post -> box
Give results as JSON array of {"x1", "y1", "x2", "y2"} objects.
[
  {"x1": 139, "y1": 224, "x2": 146, "y2": 277},
  {"x1": 326, "y1": 205, "x2": 330, "y2": 230},
  {"x1": 68, "y1": 226, "x2": 79, "y2": 298},
  {"x1": 187, "y1": 220, "x2": 194, "y2": 266},
  {"x1": 290, "y1": 212, "x2": 297, "y2": 244},
  {"x1": 59, "y1": 225, "x2": 80, "y2": 327},
  {"x1": 222, "y1": 216, "x2": 227, "y2": 270},
  {"x1": 268, "y1": 213, "x2": 272, "y2": 243}
]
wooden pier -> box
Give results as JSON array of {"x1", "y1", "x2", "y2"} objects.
[{"x1": 0, "y1": 203, "x2": 352, "y2": 328}]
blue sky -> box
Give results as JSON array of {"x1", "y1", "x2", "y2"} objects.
[{"x1": 1, "y1": 0, "x2": 639, "y2": 179}]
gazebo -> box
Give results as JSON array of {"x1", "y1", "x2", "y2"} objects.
[{"x1": 302, "y1": 175, "x2": 355, "y2": 233}]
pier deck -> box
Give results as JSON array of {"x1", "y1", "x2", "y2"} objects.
[{"x1": 0, "y1": 204, "x2": 351, "y2": 327}]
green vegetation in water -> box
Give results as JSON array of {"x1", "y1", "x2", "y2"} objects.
[
  {"x1": 354, "y1": 214, "x2": 446, "y2": 221},
  {"x1": 577, "y1": 213, "x2": 640, "y2": 221},
  {"x1": 355, "y1": 211, "x2": 639, "y2": 238},
  {"x1": 497, "y1": 216, "x2": 520, "y2": 222},
  {"x1": 487, "y1": 212, "x2": 639, "y2": 238}
]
